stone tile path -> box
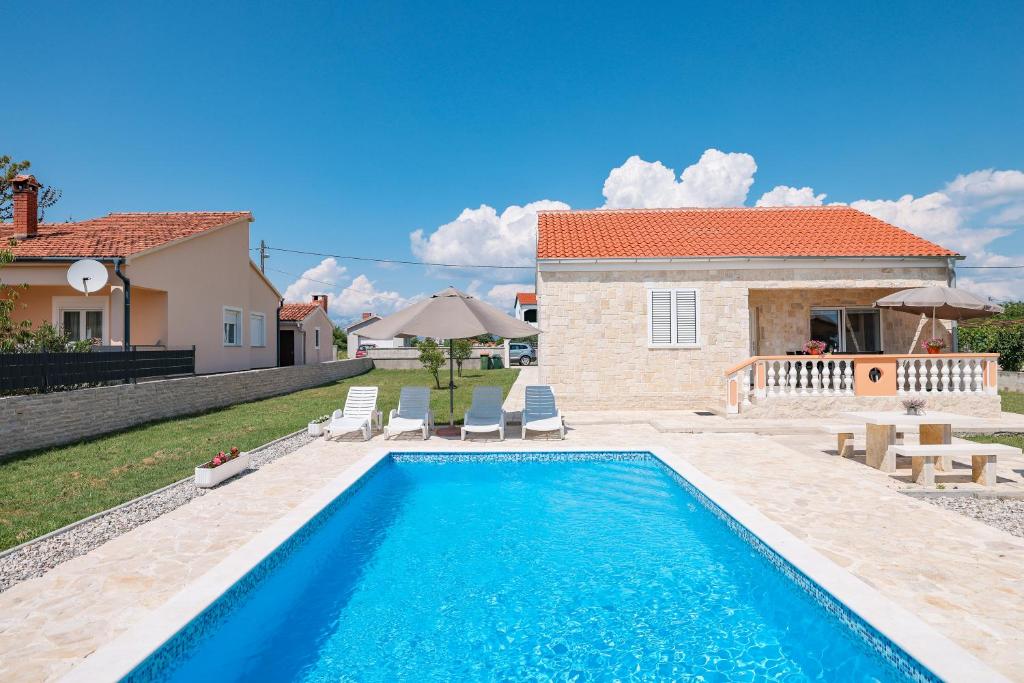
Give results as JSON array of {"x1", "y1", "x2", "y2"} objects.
[{"x1": 2, "y1": 421, "x2": 1024, "y2": 681}]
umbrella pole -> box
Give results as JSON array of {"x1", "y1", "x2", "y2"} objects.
[
  {"x1": 448, "y1": 338, "x2": 455, "y2": 427},
  {"x1": 932, "y1": 306, "x2": 936, "y2": 340}
]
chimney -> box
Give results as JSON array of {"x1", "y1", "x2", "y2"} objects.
[
  {"x1": 311, "y1": 294, "x2": 328, "y2": 312},
  {"x1": 11, "y1": 175, "x2": 41, "y2": 239},
  {"x1": 361, "y1": 311, "x2": 373, "y2": 320}
]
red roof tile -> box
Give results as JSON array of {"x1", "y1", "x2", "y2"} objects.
[
  {"x1": 279, "y1": 303, "x2": 320, "y2": 321},
  {"x1": 536, "y1": 207, "x2": 957, "y2": 259},
  {"x1": 2, "y1": 212, "x2": 251, "y2": 258},
  {"x1": 516, "y1": 292, "x2": 537, "y2": 305}
]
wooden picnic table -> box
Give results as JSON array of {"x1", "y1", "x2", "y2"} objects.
[{"x1": 840, "y1": 411, "x2": 972, "y2": 473}]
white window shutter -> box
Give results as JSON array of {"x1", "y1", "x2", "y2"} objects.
[
  {"x1": 649, "y1": 290, "x2": 672, "y2": 345},
  {"x1": 674, "y1": 289, "x2": 698, "y2": 345}
]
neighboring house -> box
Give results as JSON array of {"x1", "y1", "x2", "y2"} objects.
[
  {"x1": 346, "y1": 312, "x2": 413, "y2": 350},
  {"x1": 2, "y1": 175, "x2": 280, "y2": 374},
  {"x1": 514, "y1": 292, "x2": 538, "y2": 326},
  {"x1": 278, "y1": 295, "x2": 335, "y2": 366},
  {"x1": 535, "y1": 206, "x2": 990, "y2": 412}
]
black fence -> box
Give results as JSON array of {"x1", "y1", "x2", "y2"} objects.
[{"x1": 0, "y1": 347, "x2": 195, "y2": 394}]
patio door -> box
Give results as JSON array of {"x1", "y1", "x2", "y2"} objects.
[{"x1": 809, "y1": 307, "x2": 882, "y2": 353}]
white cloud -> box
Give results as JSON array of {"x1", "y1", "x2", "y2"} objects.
[
  {"x1": 484, "y1": 283, "x2": 532, "y2": 311},
  {"x1": 755, "y1": 185, "x2": 826, "y2": 207},
  {"x1": 601, "y1": 149, "x2": 757, "y2": 209},
  {"x1": 409, "y1": 199, "x2": 569, "y2": 281},
  {"x1": 282, "y1": 257, "x2": 417, "y2": 322}
]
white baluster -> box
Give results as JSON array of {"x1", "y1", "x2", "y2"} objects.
[
  {"x1": 951, "y1": 360, "x2": 962, "y2": 393},
  {"x1": 973, "y1": 359, "x2": 984, "y2": 394},
  {"x1": 940, "y1": 360, "x2": 950, "y2": 393},
  {"x1": 897, "y1": 360, "x2": 906, "y2": 394},
  {"x1": 798, "y1": 362, "x2": 808, "y2": 395},
  {"x1": 810, "y1": 361, "x2": 821, "y2": 396},
  {"x1": 787, "y1": 362, "x2": 797, "y2": 396},
  {"x1": 766, "y1": 363, "x2": 776, "y2": 397},
  {"x1": 844, "y1": 362, "x2": 854, "y2": 395},
  {"x1": 927, "y1": 360, "x2": 939, "y2": 393},
  {"x1": 829, "y1": 362, "x2": 840, "y2": 396},
  {"x1": 907, "y1": 360, "x2": 918, "y2": 393}
]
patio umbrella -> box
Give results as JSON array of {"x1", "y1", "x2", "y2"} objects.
[
  {"x1": 874, "y1": 286, "x2": 1004, "y2": 339},
  {"x1": 357, "y1": 287, "x2": 540, "y2": 427}
]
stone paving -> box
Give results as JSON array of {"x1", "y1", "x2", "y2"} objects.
[{"x1": 2, "y1": 415, "x2": 1024, "y2": 680}]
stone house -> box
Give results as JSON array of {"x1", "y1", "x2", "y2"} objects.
[{"x1": 535, "y1": 206, "x2": 1000, "y2": 415}]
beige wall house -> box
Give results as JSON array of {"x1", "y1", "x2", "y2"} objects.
[
  {"x1": 536, "y1": 206, "x2": 1000, "y2": 416},
  {"x1": 346, "y1": 313, "x2": 413, "y2": 351},
  {"x1": 278, "y1": 296, "x2": 335, "y2": 366},
  {"x1": 3, "y1": 175, "x2": 280, "y2": 374}
]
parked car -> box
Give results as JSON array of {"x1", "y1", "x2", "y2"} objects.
[
  {"x1": 354, "y1": 343, "x2": 376, "y2": 359},
  {"x1": 508, "y1": 342, "x2": 536, "y2": 366}
]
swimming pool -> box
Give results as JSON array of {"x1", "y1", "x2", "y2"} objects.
[{"x1": 111, "y1": 451, "x2": 951, "y2": 682}]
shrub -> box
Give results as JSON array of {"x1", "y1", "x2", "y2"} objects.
[{"x1": 418, "y1": 338, "x2": 445, "y2": 388}]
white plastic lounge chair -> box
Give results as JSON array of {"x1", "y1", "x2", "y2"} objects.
[
  {"x1": 324, "y1": 386, "x2": 379, "y2": 441},
  {"x1": 523, "y1": 385, "x2": 564, "y2": 440},
  {"x1": 385, "y1": 386, "x2": 434, "y2": 440},
  {"x1": 461, "y1": 386, "x2": 506, "y2": 441}
]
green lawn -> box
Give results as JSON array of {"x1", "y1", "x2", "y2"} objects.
[
  {"x1": 0, "y1": 367, "x2": 518, "y2": 551},
  {"x1": 965, "y1": 390, "x2": 1024, "y2": 450}
]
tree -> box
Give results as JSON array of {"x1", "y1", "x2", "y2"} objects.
[
  {"x1": 959, "y1": 302, "x2": 1024, "y2": 371},
  {"x1": 451, "y1": 338, "x2": 473, "y2": 377},
  {"x1": 418, "y1": 338, "x2": 445, "y2": 389},
  {"x1": 1, "y1": 156, "x2": 61, "y2": 222},
  {"x1": 332, "y1": 325, "x2": 348, "y2": 358}
]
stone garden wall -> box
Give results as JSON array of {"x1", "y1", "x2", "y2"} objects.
[
  {"x1": 0, "y1": 358, "x2": 372, "y2": 459},
  {"x1": 1002, "y1": 371, "x2": 1024, "y2": 393}
]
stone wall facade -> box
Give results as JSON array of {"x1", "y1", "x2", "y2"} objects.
[
  {"x1": 367, "y1": 345, "x2": 510, "y2": 370},
  {"x1": 1002, "y1": 371, "x2": 1024, "y2": 393},
  {"x1": 0, "y1": 358, "x2": 373, "y2": 458},
  {"x1": 738, "y1": 393, "x2": 1001, "y2": 419},
  {"x1": 537, "y1": 264, "x2": 949, "y2": 410}
]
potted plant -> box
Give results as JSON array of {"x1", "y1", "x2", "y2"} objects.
[
  {"x1": 308, "y1": 414, "x2": 331, "y2": 436},
  {"x1": 195, "y1": 446, "x2": 250, "y2": 488},
  {"x1": 902, "y1": 398, "x2": 927, "y2": 416},
  {"x1": 921, "y1": 338, "x2": 946, "y2": 355},
  {"x1": 803, "y1": 340, "x2": 827, "y2": 356}
]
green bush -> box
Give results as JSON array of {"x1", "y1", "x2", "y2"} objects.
[{"x1": 959, "y1": 302, "x2": 1024, "y2": 371}]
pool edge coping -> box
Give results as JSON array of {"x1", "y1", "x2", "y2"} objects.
[{"x1": 59, "y1": 446, "x2": 1007, "y2": 683}]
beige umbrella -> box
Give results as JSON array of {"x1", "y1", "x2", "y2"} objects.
[
  {"x1": 358, "y1": 287, "x2": 539, "y2": 426},
  {"x1": 874, "y1": 286, "x2": 1004, "y2": 339}
]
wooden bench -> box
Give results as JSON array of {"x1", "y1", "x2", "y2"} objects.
[
  {"x1": 892, "y1": 443, "x2": 1022, "y2": 487},
  {"x1": 823, "y1": 425, "x2": 904, "y2": 458}
]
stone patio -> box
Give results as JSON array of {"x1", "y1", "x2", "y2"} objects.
[{"x1": 2, "y1": 393, "x2": 1024, "y2": 680}]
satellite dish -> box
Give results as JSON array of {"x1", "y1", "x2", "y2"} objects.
[{"x1": 67, "y1": 259, "x2": 109, "y2": 296}]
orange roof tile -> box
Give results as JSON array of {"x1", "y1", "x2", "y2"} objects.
[
  {"x1": 279, "y1": 303, "x2": 320, "y2": 321},
  {"x1": 536, "y1": 207, "x2": 957, "y2": 259},
  {"x1": 2, "y1": 212, "x2": 251, "y2": 258},
  {"x1": 516, "y1": 292, "x2": 537, "y2": 305}
]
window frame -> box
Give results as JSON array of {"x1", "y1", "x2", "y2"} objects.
[
  {"x1": 52, "y1": 296, "x2": 109, "y2": 345},
  {"x1": 646, "y1": 287, "x2": 701, "y2": 349},
  {"x1": 249, "y1": 312, "x2": 266, "y2": 348},
  {"x1": 314, "y1": 327, "x2": 321, "y2": 350},
  {"x1": 223, "y1": 306, "x2": 243, "y2": 347}
]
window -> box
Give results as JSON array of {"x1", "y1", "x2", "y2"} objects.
[
  {"x1": 314, "y1": 327, "x2": 321, "y2": 349},
  {"x1": 523, "y1": 308, "x2": 537, "y2": 323},
  {"x1": 60, "y1": 309, "x2": 103, "y2": 342},
  {"x1": 809, "y1": 307, "x2": 882, "y2": 353},
  {"x1": 647, "y1": 288, "x2": 700, "y2": 347},
  {"x1": 223, "y1": 307, "x2": 242, "y2": 346},
  {"x1": 250, "y1": 313, "x2": 266, "y2": 347}
]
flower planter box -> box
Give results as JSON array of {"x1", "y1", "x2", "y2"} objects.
[
  {"x1": 308, "y1": 421, "x2": 326, "y2": 437},
  {"x1": 194, "y1": 452, "x2": 250, "y2": 488}
]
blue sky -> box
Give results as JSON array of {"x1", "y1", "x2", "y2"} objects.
[{"x1": 5, "y1": 1, "x2": 1023, "y2": 320}]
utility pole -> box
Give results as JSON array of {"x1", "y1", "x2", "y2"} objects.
[{"x1": 259, "y1": 240, "x2": 268, "y2": 273}]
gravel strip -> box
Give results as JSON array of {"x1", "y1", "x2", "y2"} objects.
[
  {"x1": 0, "y1": 430, "x2": 315, "y2": 593},
  {"x1": 924, "y1": 496, "x2": 1024, "y2": 540}
]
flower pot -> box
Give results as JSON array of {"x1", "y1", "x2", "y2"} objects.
[
  {"x1": 308, "y1": 421, "x2": 325, "y2": 437},
  {"x1": 195, "y1": 452, "x2": 250, "y2": 488},
  {"x1": 926, "y1": 347, "x2": 942, "y2": 355},
  {"x1": 808, "y1": 349, "x2": 822, "y2": 356}
]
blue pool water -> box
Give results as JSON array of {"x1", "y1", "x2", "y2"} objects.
[{"x1": 130, "y1": 453, "x2": 927, "y2": 682}]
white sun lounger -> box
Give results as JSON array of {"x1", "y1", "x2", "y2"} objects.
[
  {"x1": 325, "y1": 386, "x2": 379, "y2": 441},
  {"x1": 386, "y1": 386, "x2": 434, "y2": 440},
  {"x1": 523, "y1": 385, "x2": 564, "y2": 440},
  {"x1": 461, "y1": 386, "x2": 506, "y2": 441}
]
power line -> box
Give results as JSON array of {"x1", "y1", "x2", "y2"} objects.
[
  {"x1": 265, "y1": 246, "x2": 534, "y2": 270},
  {"x1": 266, "y1": 267, "x2": 387, "y2": 298}
]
